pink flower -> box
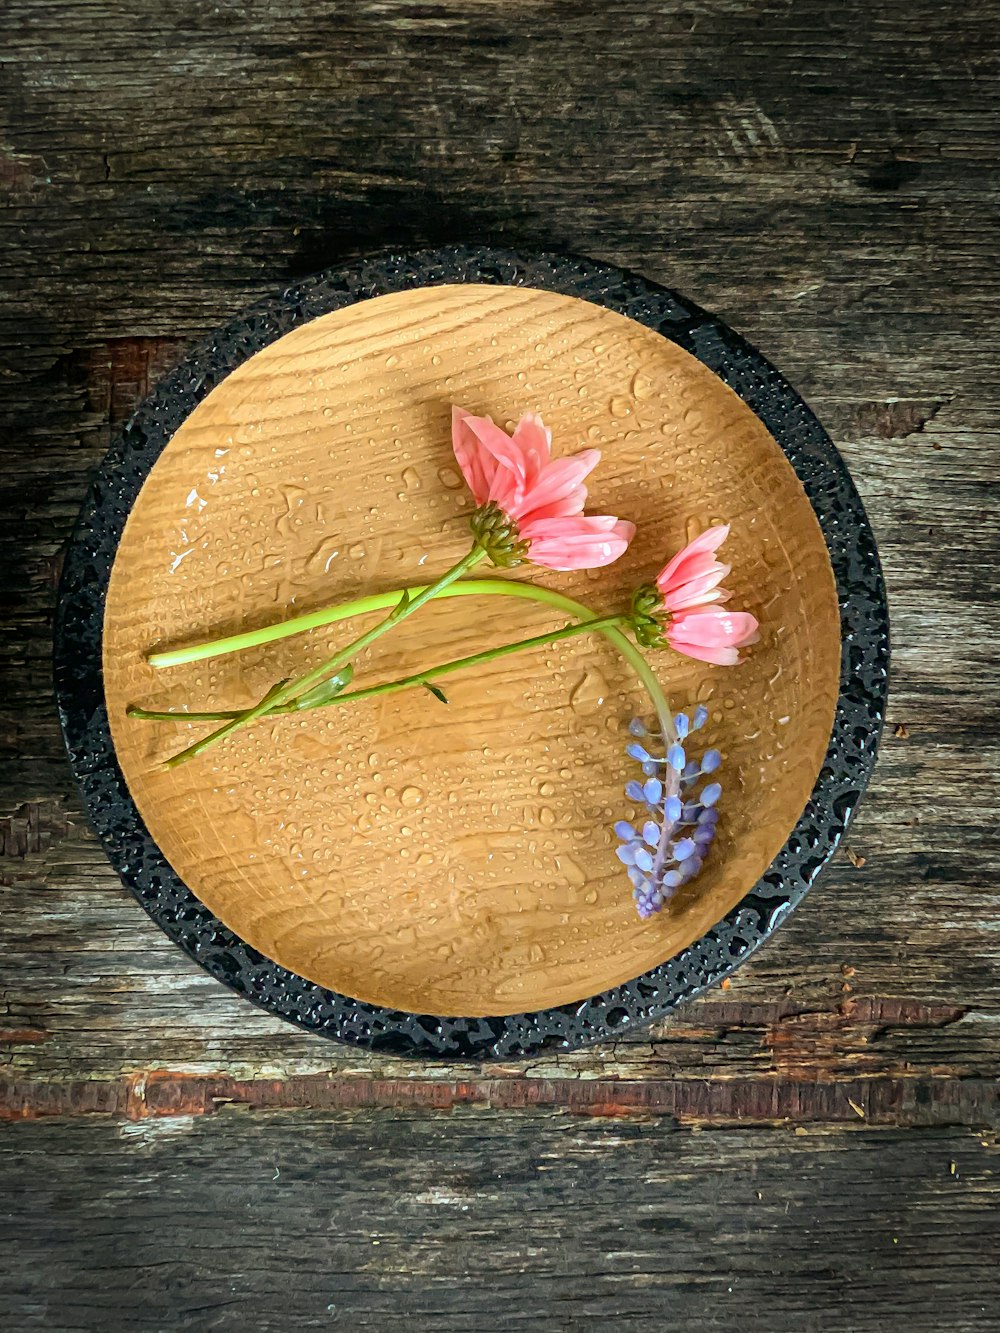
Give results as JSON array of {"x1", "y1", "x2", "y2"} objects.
[
  {"x1": 452, "y1": 407, "x2": 635, "y2": 571},
  {"x1": 655, "y1": 524, "x2": 760, "y2": 666}
]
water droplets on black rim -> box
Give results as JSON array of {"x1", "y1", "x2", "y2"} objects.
[{"x1": 53, "y1": 245, "x2": 889, "y2": 1059}]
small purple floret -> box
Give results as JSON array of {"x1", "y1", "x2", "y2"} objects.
[
  {"x1": 701, "y1": 781, "x2": 722, "y2": 807},
  {"x1": 667, "y1": 743, "x2": 686, "y2": 771}
]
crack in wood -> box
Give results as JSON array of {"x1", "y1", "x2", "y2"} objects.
[
  {"x1": 1, "y1": 1068, "x2": 995, "y2": 1127},
  {"x1": 0, "y1": 800, "x2": 70, "y2": 861},
  {"x1": 822, "y1": 399, "x2": 948, "y2": 440},
  {"x1": 76, "y1": 338, "x2": 188, "y2": 430}
]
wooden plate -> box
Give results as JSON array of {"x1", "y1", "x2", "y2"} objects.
[{"x1": 56, "y1": 249, "x2": 888, "y2": 1053}]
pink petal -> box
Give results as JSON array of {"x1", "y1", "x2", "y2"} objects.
[
  {"x1": 451, "y1": 407, "x2": 497, "y2": 505},
  {"x1": 487, "y1": 460, "x2": 522, "y2": 513},
  {"x1": 669, "y1": 609, "x2": 760, "y2": 649},
  {"x1": 659, "y1": 562, "x2": 731, "y2": 613},
  {"x1": 518, "y1": 449, "x2": 601, "y2": 523},
  {"x1": 666, "y1": 639, "x2": 742, "y2": 667},
  {"x1": 656, "y1": 524, "x2": 731, "y2": 594},
  {"x1": 465, "y1": 414, "x2": 529, "y2": 492},
  {"x1": 511, "y1": 412, "x2": 551, "y2": 485},
  {"x1": 526, "y1": 518, "x2": 635, "y2": 571},
  {"x1": 664, "y1": 584, "x2": 732, "y2": 613},
  {"x1": 517, "y1": 493, "x2": 593, "y2": 524},
  {"x1": 656, "y1": 547, "x2": 717, "y2": 594},
  {"x1": 521, "y1": 513, "x2": 625, "y2": 540}
]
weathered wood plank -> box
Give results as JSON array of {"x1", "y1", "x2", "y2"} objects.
[{"x1": 2, "y1": 1112, "x2": 998, "y2": 1330}]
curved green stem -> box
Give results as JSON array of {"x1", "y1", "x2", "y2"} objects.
[
  {"x1": 130, "y1": 613, "x2": 629, "y2": 723},
  {"x1": 143, "y1": 578, "x2": 677, "y2": 745},
  {"x1": 162, "y1": 546, "x2": 487, "y2": 768}
]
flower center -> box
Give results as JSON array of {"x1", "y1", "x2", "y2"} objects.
[
  {"x1": 630, "y1": 583, "x2": 666, "y2": 648},
  {"x1": 470, "y1": 502, "x2": 530, "y2": 569}
]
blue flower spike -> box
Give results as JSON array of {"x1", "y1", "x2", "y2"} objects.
[{"x1": 616, "y1": 712, "x2": 727, "y2": 919}]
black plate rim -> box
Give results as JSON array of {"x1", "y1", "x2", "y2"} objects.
[{"x1": 54, "y1": 245, "x2": 889, "y2": 1060}]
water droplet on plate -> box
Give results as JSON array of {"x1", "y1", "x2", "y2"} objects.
[
  {"x1": 569, "y1": 667, "x2": 609, "y2": 713},
  {"x1": 557, "y1": 854, "x2": 586, "y2": 886},
  {"x1": 437, "y1": 465, "x2": 463, "y2": 490}
]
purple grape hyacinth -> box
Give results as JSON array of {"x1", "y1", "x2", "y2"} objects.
[{"x1": 615, "y1": 704, "x2": 723, "y2": 919}]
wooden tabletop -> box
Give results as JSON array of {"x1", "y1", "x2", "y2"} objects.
[{"x1": 1, "y1": 1, "x2": 997, "y2": 1328}]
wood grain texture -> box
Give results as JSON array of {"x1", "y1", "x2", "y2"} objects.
[
  {"x1": 1, "y1": 0, "x2": 998, "y2": 1323},
  {"x1": 3, "y1": 1111, "x2": 999, "y2": 1331}
]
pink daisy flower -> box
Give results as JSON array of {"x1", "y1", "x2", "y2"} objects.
[
  {"x1": 452, "y1": 407, "x2": 635, "y2": 572},
  {"x1": 655, "y1": 525, "x2": 760, "y2": 666}
]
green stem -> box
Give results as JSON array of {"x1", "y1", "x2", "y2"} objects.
[
  {"x1": 130, "y1": 613, "x2": 629, "y2": 723},
  {"x1": 162, "y1": 546, "x2": 487, "y2": 768},
  {"x1": 143, "y1": 578, "x2": 677, "y2": 745}
]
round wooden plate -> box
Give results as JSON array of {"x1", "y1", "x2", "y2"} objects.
[{"x1": 55, "y1": 248, "x2": 888, "y2": 1057}]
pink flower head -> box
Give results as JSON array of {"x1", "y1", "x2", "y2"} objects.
[
  {"x1": 655, "y1": 524, "x2": 760, "y2": 666},
  {"x1": 452, "y1": 406, "x2": 635, "y2": 571}
]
